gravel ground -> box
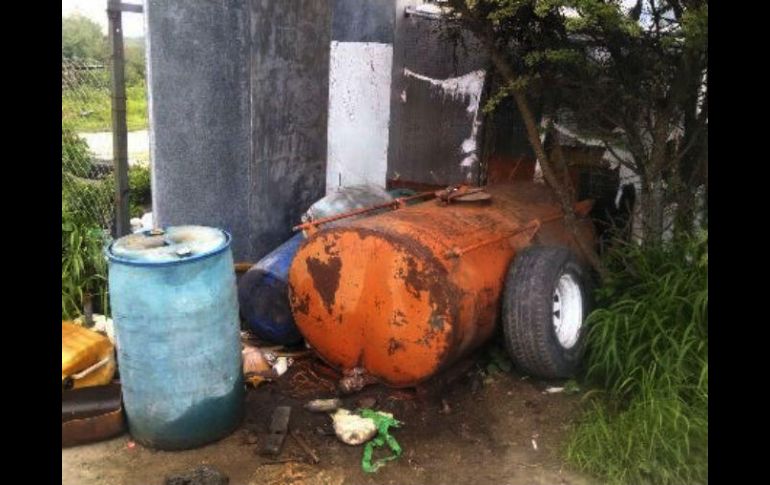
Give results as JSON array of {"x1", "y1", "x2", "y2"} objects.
[{"x1": 62, "y1": 352, "x2": 596, "y2": 485}]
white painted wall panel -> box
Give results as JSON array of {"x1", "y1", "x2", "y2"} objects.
[{"x1": 326, "y1": 41, "x2": 393, "y2": 194}]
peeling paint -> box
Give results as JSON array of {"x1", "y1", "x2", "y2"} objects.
[
  {"x1": 403, "y1": 68, "x2": 485, "y2": 114},
  {"x1": 403, "y1": 68, "x2": 486, "y2": 180},
  {"x1": 306, "y1": 256, "x2": 342, "y2": 314}
]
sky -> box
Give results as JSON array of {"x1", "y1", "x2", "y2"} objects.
[{"x1": 62, "y1": 0, "x2": 145, "y2": 38}]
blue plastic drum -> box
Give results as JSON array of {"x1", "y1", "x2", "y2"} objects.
[{"x1": 107, "y1": 225, "x2": 243, "y2": 450}]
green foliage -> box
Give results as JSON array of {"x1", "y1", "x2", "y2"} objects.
[
  {"x1": 62, "y1": 127, "x2": 113, "y2": 320},
  {"x1": 62, "y1": 82, "x2": 148, "y2": 133},
  {"x1": 681, "y1": 3, "x2": 708, "y2": 53},
  {"x1": 486, "y1": 0, "x2": 529, "y2": 23},
  {"x1": 129, "y1": 163, "x2": 152, "y2": 217},
  {"x1": 62, "y1": 125, "x2": 115, "y2": 226},
  {"x1": 566, "y1": 232, "x2": 708, "y2": 484},
  {"x1": 483, "y1": 82, "x2": 516, "y2": 114},
  {"x1": 62, "y1": 210, "x2": 110, "y2": 320},
  {"x1": 446, "y1": 0, "x2": 708, "y2": 242},
  {"x1": 124, "y1": 38, "x2": 147, "y2": 86},
  {"x1": 62, "y1": 14, "x2": 108, "y2": 62},
  {"x1": 62, "y1": 124, "x2": 92, "y2": 176},
  {"x1": 559, "y1": 0, "x2": 642, "y2": 35}
]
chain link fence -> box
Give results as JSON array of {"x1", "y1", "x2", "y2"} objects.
[
  {"x1": 62, "y1": 57, "x2": 118, "y2": 319},
  {"x1": 62, "y1": 57, "x2": 116, "y2": 235}
]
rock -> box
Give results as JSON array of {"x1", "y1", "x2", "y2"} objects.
[
  {"x1": 338, "y1": 367, "x2": 378, "y2": 394},
  {"x1": 331, "y1": 409, "x2": 378, "y2": 445},
  {"x1": 164, "y1": 465, "x2": 228, "y2": 485},
  {"x1": 304, "y1": 398, "x2": 342, "y2": 413}
]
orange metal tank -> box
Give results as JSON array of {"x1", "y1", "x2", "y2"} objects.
[{"x1": 287, "y1": 182, "x2": 595, "y2": 387}]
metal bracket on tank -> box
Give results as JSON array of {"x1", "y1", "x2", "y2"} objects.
[
  {"x1": 445, "y1": 219, "x2": 542, "y2": 258},
  {"x1": 443, "y1": 199, "x2": 596, "y2": 258},
  {"x1": 435, "y1": 185, "x2": 491, "y2": 205}
]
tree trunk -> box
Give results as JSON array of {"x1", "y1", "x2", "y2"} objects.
[
  {"x1": 641, "y1": 179, "x2": 665, "y2": 245},
  {"x1": 510, "y1": 79, "x2": 606, "y2": 277},
  {"x1": 449, "y1": 6, "x2": 606, "y2": 277}
]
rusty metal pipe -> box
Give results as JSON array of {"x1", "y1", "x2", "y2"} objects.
[
  {"x1": 292, "y1": 191, "x2": 436, "y2": 233},
  {"x1": 288, "y1": 182, "x2": 595, "y2": 388}
]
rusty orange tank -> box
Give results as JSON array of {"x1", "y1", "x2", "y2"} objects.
[{"x1": 287, "y1": 182, "x2": 595, "y2": 388}]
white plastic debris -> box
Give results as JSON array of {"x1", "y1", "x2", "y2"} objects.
[
  {"x1": 74, "y1": 314, "x2": 115, "y2": 345},
  {"x1": 130, "y1": 212, "x2": 154, "y2": 233},
  {"x1": 273, "y1": 356, "x2": 291, "y2": 376},
  {"x1": 415, "y1": 3, "x2": 443, "y2": 15},
  {"x1": 332, "y1": 408, "x2": 379, "y2": 445},
  {"x1": 544, "y1": 387, "x2": 565, "y2": 394},
  {"x1": 130, "y1": 217, "x2": 143, "y2": 233},
  {"x1": 304, "y1": 398, "x2": 343, "y2": 413},
  {"x1": 302, "y1": 185, "x2": 393, "y2": 225},
  {"x1": 140, "y1": 212, "x2": 153, "y2": 230}
]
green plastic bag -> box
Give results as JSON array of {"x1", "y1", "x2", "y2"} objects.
[{"x1": 358, "y1": 409, "x2": 403, "y2": 473}]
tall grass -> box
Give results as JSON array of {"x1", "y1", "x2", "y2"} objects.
[
  {"x1": 62, "y1": 210, "x2": 110, "y2": 320},
  {"x1": 62, "y1": 126, "x2": 112, "y2": 320},
  {"x1": 566, "y1": 232, "x2": 708, "y2": 485}
]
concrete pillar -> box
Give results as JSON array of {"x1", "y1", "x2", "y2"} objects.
[{"x1": 145, "y1": 0, "x2": 330, "y2": 262}]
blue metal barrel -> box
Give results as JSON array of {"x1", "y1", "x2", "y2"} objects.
[
  {"x1": 107, "y1": 225, "x2": 243, "y2": 450},
  {"x1": 238, "y1": 233, "x2": 305, "y2": 344}
]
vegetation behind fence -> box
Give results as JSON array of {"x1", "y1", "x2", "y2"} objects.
[{"x1": 62, "y1": 56, "x2": 151, "y2": 321}]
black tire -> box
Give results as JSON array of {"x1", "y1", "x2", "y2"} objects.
[{"x1": 502, "y1": 245, "x2": 592, "y2": 379}]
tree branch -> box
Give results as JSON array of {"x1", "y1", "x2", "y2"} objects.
[{"x1": 447, "y1": 0, "x2": 607, "y2": 278}]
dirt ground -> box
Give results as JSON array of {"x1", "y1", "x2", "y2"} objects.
[{"x1": 62, "y1": 348, "x2": 596, "y2": 485}]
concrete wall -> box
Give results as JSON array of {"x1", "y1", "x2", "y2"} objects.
[
  {"x1": 145, "y1": 0, "x2": 330, "y2": 262},
  {"x1": 146, "y1": 0, "x2": 494, "y2": 261},
  {"x1": 387, "y1": 12, "x2": 488, "y2": 186},
  {"x1": 249, "y1": 0, "x2": 331, "y2": 256},
  {"x1": 325, "y1": 2, "x2": 489, "y2": 190}
]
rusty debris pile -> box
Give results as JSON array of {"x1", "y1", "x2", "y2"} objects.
[{"x1": 63, "y1": 180, "x2": 597, "y2": 479}]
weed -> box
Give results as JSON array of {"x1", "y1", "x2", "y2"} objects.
[{"x1": 565, "y1": 232, "x2": 708, "y2": 485}]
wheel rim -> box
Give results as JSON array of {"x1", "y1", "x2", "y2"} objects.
[{"x1": 552, "y1": 273, "x2": 583, "y2": 349}]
